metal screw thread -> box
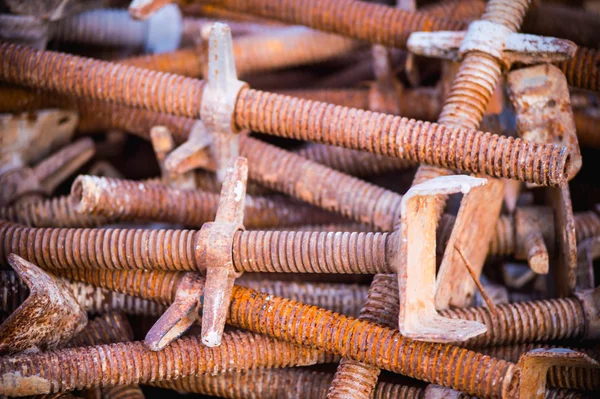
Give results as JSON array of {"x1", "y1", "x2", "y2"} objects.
[
  {"x1": 0, "y1": 221, "x2": 392, "y2": 274},
  {"x1": 574, "y1": 211, "x2": 600, "y2": 242},
  {"x1": 478, "y1": 343, "x2": 600, "y2": 391},
  {"x1": 232, "y1": 230, "x2": 392, "y2": 274},
  {"x1": 54, "y1": 269, "x2": 183, "y2": 305},
  {"x1": 0, "y1": 331, "x2": 332, "y2": 396},
  {"x1": 480, "y1": 0, "x2": 530, "y2": 32},
  {"x1": 437, "y1": 52, "x2": 503, "y2": 131},
  {"x1": 296, "y1": 144, "x2": 415, "y2": 177},
  {"x1": 0, "y1": 195, "x2": 109, "y2": 227},
  {"x1": 0, "y1": 220, "x2": 199, "y2": 271},
  {"x1": 237, "y1": 280, "x2": 368, "y2": 318},
  {"x1": 0, "y1": 270, "x2": 167, "y2": 319},
  {"x1": 440, "y1": 298, "x2": 586, "y2": 347},
  {"x1": 68, "y1": 313, "x2": 152, "y2": 399},
  {"x1": 151, "y1": 368, "x2": 424, "y2": 399},
  {"x1": 327, "y1": 274, "x2": 399, "y2": 399},
  {"x1": 486, "y1": 214, "x2": 515, "y2": 256},
  {"x1": 205, "y1": 0, "x2": 465, "y2": 48},
  {"x1": 73, "y1": 175, "x2": 337, "y2": 229},
  {"x1": 52, "y1": 9, "x2": 148, "y2": 48},
  {"x1": 557, "y1": 47, "x2": 600, "y2": 93},
  {"x1": 122, "y1": 46, "x2": 206, "y2": 78},
  {"x1": 227, "y1": 286, "x2": 518, "y2": 399},
  {"x1": 234, "y1": 88, "x2": 570, "y2": 186},
  {"x1": 240, "y1": 136, "x2": 404, "y2": 231},
  {"x1": 0, "y1": 42, "x2": 205, "y2": 119},
  {"x1": 54, "y1": 267, "x2": 370, "y2": 318}
]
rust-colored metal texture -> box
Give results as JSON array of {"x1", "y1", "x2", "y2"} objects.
[
  {"x1": 0, "y1": 43, "x2": 572, "y2": 186},
  {"x1": 71, "y1": 175, "x2": 339, "y2": 229},
  {"x1": 1, "y1": 1, "x2": 600, "y2": 398},
  {"x1": 0, "y1": 330, "x2": 337, "y2": 396},
  {"x1": 0, "y1": 254, "x2": 87, "y2": 355}
]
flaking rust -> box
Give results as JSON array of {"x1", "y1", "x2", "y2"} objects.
[
  {"x1": 0, "y1": 1, "x2": 599, "y2": 398},
  {"x1": 0, "y1": 254, "x2": 87, "y2": 355}
]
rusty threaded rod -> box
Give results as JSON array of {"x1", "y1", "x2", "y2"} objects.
[
  {"x1": 68, "y1": 312, "x2": 144, "y2": 399},
  {"x1": 5, "y1": 267, "x2": 517, "y2": 398},
  {"x1": 0, "y1": 43, "x2": 571, "y2": 186},
  {"x1": 0, "y1": 330, "x2": 335, "y2": 396},
  {"x1": 0, "y1": 220, "x2": 393, "y2": 274},
  {"x1": 198, "y1": 0, "x2": 465, "y2": 49},
  {"x1": 0, "y1": 270, "x2": 168, "y2": 321},
  {"x1": 39, "y1": 266, "x2": 594, "y2": 366},
  {"x1": 295, "y1": 143, "x2": 415, "y2": 177},
  {"x1": 233, "y1": 88, "x2": 570, "y2": 186},
  {"x1": 224, "y1": 285, "x2": 518, "y2": 399},
  {"x1": 52, "y1": 268, "x2": 370, "y2": 317},
  {"x1": 2, "y1": 207, "x2": 599, "y2": 275},
  {"x1": 327, "y1": 274, "x2": 399, "y2": 399},
  {"x1": 557, "y1": 47, "x2": 600, "y2": 93},
  {"x1": 72, "y1": 175, "x2": 339, "y2": 229},
  {"x1": 0, "y1": 195, "x2": 110, "y2": 228},
  {"x1": 150, "y1": 367, "x2": 425, "y2": 399}
]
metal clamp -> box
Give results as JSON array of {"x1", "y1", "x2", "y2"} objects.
[
  {"x1": 195, "y1": 156, "x2": 248, "y2": 347},
  {"x1": 200, "y1": 22, "x2": 249, "y2": 182},
  {"x1": 145, "y1": 273, "x2": 205, "y2": 351},
  {"x1": 407, "y1": 20, "x2": 576, "y2": 68},
  {"x1": 165, "y1": 22, "x2": 248, "y2": 182},
  {"x1": 395, "y1": 175, "x2": 488, "y2": 342}
]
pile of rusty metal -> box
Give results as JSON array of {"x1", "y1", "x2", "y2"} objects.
[{"x1": 0, "y1": 0, "x2": 599, "y2": 397}]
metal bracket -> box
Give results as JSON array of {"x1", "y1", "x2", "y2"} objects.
[
  {"x1": 195, "y1": 156, "x2": 247, "y2": 347},
  {"x1": 151, "y1": 125, "x2": 197, "y2": 190},
  {"x1": 514, "y1": 207, "x2": 555, "y2": 275},
  {"x1": 507, "y1": 64, "x2": 582, "y2": 179},
  {"x1": 435, "y1": 177, "x2": 504, "y2": 309},
  {"x1": 145, "y1": 273, "x2": 204, "y2": 350},
  {"x1": 200, "y1": 22, "x2": 249, "y2": 182},
  {"x1": 518, "y1": 348, "x2": 600, "y2": 399},
  {"x1": 165, "y1": 23, "x2": 248, "y2": 183},
  {"x1": 0, "y1": 254, "x2": 87, "y2": 355},
  {"x1": 396, "y1": 175, "x2": 487, "y2": 342},
  {"x1": 407, "y1": 21, "x2": 576, "y2": 68}
]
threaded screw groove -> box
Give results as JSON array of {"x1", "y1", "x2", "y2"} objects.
[
  {"x1": 73, "y1": 175, "x2": 337, "y2": 229},
  {"x1": 202, "y1": 0, "x2": 465, "y2": 48},
  {"x1": 152, "y1": 367, "x2": 425, "y2": 399},
  {"x1": 234, "y1": 88, "x2": 570, "y2": 186},
  {"x1": 226, "y1": 285, "x2": 518, "y2": 399},
  {"x1": 0, "y1": 331, "x2": 333, "y2": 396},
  {"x1": 0, "y1": 42, "x2": 205, "y2": 119}
]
